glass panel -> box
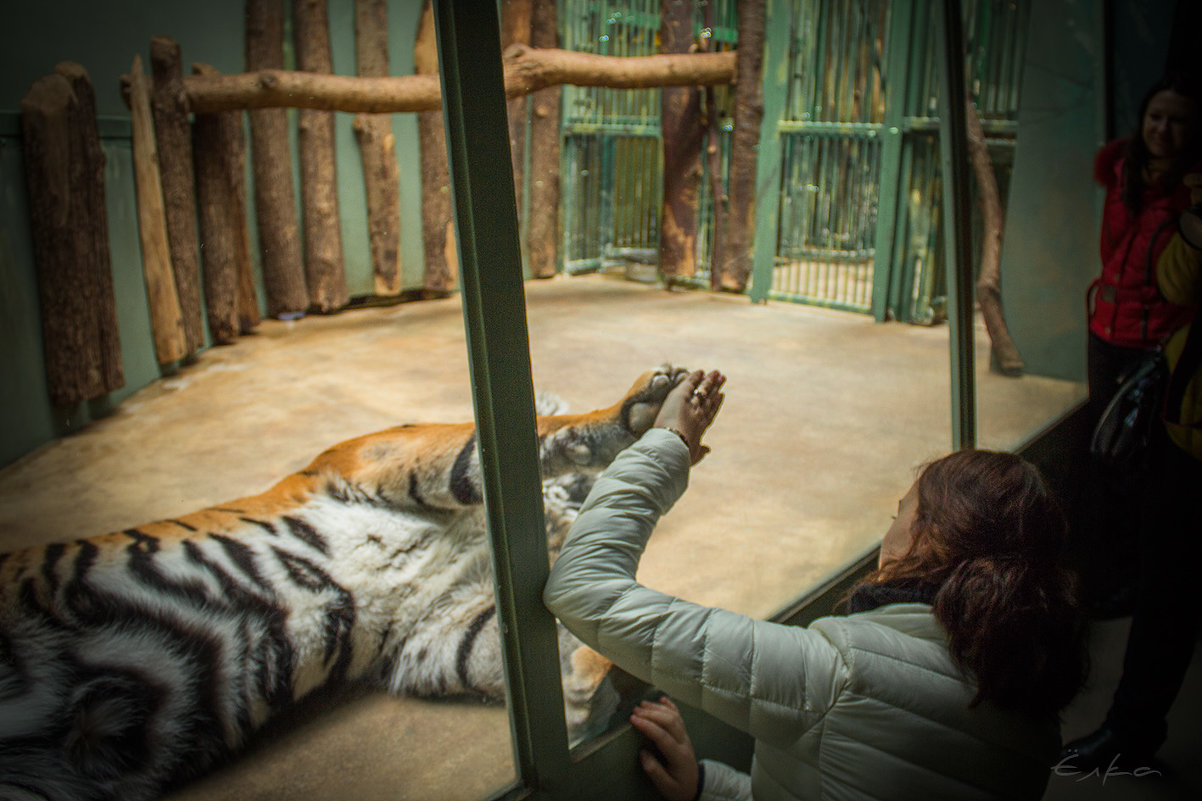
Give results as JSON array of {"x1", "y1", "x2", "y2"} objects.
[{"x1": 973, "y1": 0, "x2": 1092, "y2": 449}]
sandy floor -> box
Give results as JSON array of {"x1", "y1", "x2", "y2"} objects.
[{"x1": 0, "y1": 273, "x2": 1086, "y2": 800}]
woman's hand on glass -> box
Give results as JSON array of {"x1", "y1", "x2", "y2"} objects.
[
  {"x1": 630, "y1": 696, "x2": 700, "y2": 801},
  {"x1": 654, "y1": 369, "x2": 726, "y2": 465}
]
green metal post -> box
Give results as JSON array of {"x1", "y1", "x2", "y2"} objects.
[
  {"x1": 748, "y1": 0, "x2": 792, "y2": 303},
  {"x1": 433, "y1": 0, "x2": 570, "y2": 794},
  {"x1": 934, "y1": 0, "x2": 976, "y2": 449},
  {"x1": 871, "y1": 0, "x2": 917, "y2": 320}
]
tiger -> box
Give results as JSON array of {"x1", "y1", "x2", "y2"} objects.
[{"x1": 0, "y1": 364, "x2": 689, "y2": 801}]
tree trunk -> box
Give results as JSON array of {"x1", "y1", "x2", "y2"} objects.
[
  {"x1": 353, "y1": 0, "x2": 402, "y2": 297},
  {"x1": 415, "y1": 0, "x2": 456, "y2": 295},
  {"x1": 294, "y1": 0, "x2": 348, "y2": 313},
  {"x1": 192, "y1": 63, "x2": 259, "y2": 344},
  {"x1": 659, "y1": 0, "x2": 703, "y2": 281},
  {"x1": 502, "y1": 0, "x2": 533, "y2": 254},
  {"x1": 246, "y1": 0, "x2": 307, "y2": 318},
  {"x1": 183, "y1": 48, "x2": 737, "y2": 113},
  {"x1": 150, "y1": 36, "x2": 205, "y2": 353},
  {"x1": 55, "y1": 62, "x2": 124, "y2": 394},
  {"x1": 966, "y1": 103, "x2": 1024, "y2": 375},
  {"x1": 124, "y1": 56, "x2": 189, "y2": 366},
  {"x1": 22, "y1": 72, "x2": 120, "y2": 406},
  {"x1": 527, "y1": 0, "x2": 560, "y2": 278},
  {"x1": 717, "y1": 0, "x2": 765, "y2": 291},
  {"x1": 702, "y1": 1, "x2": 726, "y2": 291}
]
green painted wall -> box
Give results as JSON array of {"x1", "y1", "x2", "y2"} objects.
[
  {"x1": 998, "y1": 0, "x2": 1106, "y2": 382},
  {"x1": 0, "y1": 1, "x2": 426, "y2": 467}
]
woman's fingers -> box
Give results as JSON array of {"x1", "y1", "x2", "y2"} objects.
[{"x1": 632, "y1": 697, "x2": 699, "y2": 801}]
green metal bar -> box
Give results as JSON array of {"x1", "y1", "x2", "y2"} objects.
[
  {"x1": 749, "y1": 0, "x2": 793, "y2": 302},
  {"x1": 934, "y1": 0, "x2": 976, "y2": 449},
  {"x1": 870, "y1": 0, "x2": 913, "y2": 320},
  {"x1": 433, "y1": 0, "x2": 569, "y2": 794}
]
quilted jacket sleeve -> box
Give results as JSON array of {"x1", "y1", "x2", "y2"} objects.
[
  {"x1": 699, "y1": 759, "x2": 752, "y2": 801},
  {"x1": 544, "y1": 428, "x2": 846, "y2": 748}
]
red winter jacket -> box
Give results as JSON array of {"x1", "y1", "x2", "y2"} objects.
[{"x1": 1090, "y1": 138, "x2": 1196, "y2": 348}]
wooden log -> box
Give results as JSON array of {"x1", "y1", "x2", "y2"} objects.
[
  {"x1": 124, "y1": 55, "x2": 189, "y2": 365},
  {"x1": 415, "y1": 0, "x2": 455, "y2": 295},
  {"x1": 150, "y1": 36, "x2": 205, "y2": 353},
  {"x1": 192, "y1": 63, "x2": 256, "y2": 344},
  {"x1": 353, "y1": 0, "x2": 401, "y2": 296},
  {"x1": 527, "y1": 0, "x2": 560, "y2": 279},
  {"x1": 967, "y1": 102, "x2": 1024, "y2": 375},
  {"x1": 700, "y1": 0, "x2": 726, "y2": 291},
  {"x1": 717, "y1": 0, "x2": 765, "y2": 292},
  {"x1": 502, "y1": 0, "x2": 533, "y2": 235},
  {"x1": 54, "y1": 62, "x2": 125, "y2": 394},
  {"x1": 659, "y1": 0, "x2": 703, "y2": 280},
  {"x1": 182, "y1": 48, "x2": 738, "y2": 113},
  {"x1": 293, "y1": 0, "x2": 348, "y2": 312},
  {"x1": 246, "y1": 0, "x2": 308, "y2": 318},
  {"x1": 22, "y1": 75, "x2": 103, "y2": 406}
]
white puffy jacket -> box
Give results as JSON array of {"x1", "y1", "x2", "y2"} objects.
[{"x1": 544, "y1": 429, "x2": 1061, "y2": 801}]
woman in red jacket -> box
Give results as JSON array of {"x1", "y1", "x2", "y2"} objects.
[
  {"x1": 1067, "y1": 72, "x2": 1202, "y2": 772},
  {"x1": 1088, "y1": 73, "x2": 1201, "y2": 423}
]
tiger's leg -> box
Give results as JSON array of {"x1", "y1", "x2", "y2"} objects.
[
  {"x1": 384, "y1": 585, "x2": 623, "y2": 745},
  {"x1": 296, "y1": 364, "x2": 689, "y2": 513}
]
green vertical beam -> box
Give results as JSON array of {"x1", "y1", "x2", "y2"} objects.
[
  {"x1": 748, "y1": 0, "x2": 793, "y2": 303},
  {"x1": 934, "y1": 0, "x2": 976, "y2": 449},
  {"x1": 433, "y1": 0, "x2": 569, "y2": 795},
  {"x1": 871, "y1": 0, "x2": 917, "y2": 320}
]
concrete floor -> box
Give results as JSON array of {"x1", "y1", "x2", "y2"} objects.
[{"x1": 0, "y1": 273, "x2": 1088, "y2": 800}]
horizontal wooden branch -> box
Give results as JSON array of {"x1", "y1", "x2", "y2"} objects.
[{"x1": 180, "y1": 46, "x2": 737, "y2": 113}]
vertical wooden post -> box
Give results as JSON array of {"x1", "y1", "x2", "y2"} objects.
[
  {"x1": 526, "y1": 0, "x2": 560, "y2": 279},
  {"x1": 659, "y1": 0, "x2": 704, "y2": 280},
  {"x1": 192, "y1": 63, "x2": 260, "y2": 344},
  {"x1": 150, "y1": 36, "x2": 205, "y2": 353},
  {"x1": 416, "y1": 0, "x2": 456, "y2": 295},
  {"x1": 54, "y1": 62, "x2": 125, "y2": 394},
  {"x1": 501, "y1": 0, "x2": 533, "y2": 238},
  {"x1": 353, "y1": 0, "x2": 402, "y2": 297},
  {"x1": 246, "y1": 0, "x2": 308, "y2": 318},
  {"x1": 718, "y1": 0, "x2": 766, "y2": 292},
  {"x1": 22, "y1": 71, "x2": 123, "y2": 407},
  {"x1": 125, "y1": 55, "x2": 189, "y2": 365},
  {"x1": 294, "y1": 0, "x2": 349, "y2": 312}
]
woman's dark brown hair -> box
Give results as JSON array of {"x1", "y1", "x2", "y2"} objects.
[
  {"x1": 1121, "y1": 71, "x2": 1202, "y2": 212},
  {"x1": 857, "y1": 450, "x2": 1086, "y2": 718}
]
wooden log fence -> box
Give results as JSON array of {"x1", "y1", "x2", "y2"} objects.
[
  {"x1": 526, "y1": 0, "x2": 561, "y2": 280},
  {"x1": 192, "y1": 63, "x2": 261, "y2": 344},
  {"x1": 293, "y1": 0, "x2": 349, "y2": 312},
  {"x1": 180, "y1": 47, "x2": 736, "y2": 113},
  {"x1": 19, "y1": 5, "x2": 738, "y2": 401},
  {"x1": 246, "y1": 0, "x2": 308, "y2": 318},
  {"x1": 150, "y1": 35, "x2": 205, "y2": 354},
  {"x1": 20, "y1": 63, "x2": 125, "y2": 406},
  {"x1": 354, "y1": 0, "x2": 402, "y2": 296}
]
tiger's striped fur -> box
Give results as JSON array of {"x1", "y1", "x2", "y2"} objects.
[{"x1": 0, "y1": 365, "x2": 688, "y2": 801}]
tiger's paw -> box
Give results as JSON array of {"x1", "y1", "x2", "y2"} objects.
[
  {"x1": 622, "y1": 364, "x2": 690, "y2": 435},
  {"x1": 560, "y1": 638, "x2": 620, "y2": 746}
]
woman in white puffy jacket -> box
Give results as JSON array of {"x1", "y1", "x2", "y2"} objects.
[{"x1": 544, "y1": 369, "x2": 1087, "y2": 801}]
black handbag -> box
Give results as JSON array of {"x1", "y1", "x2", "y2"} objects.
[{"x1": 1090, "y1": 351, "x2": 1169, "y2": 472}]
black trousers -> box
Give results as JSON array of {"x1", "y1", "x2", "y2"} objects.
[
  {"x1": 1105, "y1": 432, "x2": 1202, "y2": 745},
  {"x1": 1084, "y1": 332, "x2": 1201, "y2": 743},
  {"x1": 1082, "y1": 333, "x2": 1158, "y2": 600}
]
